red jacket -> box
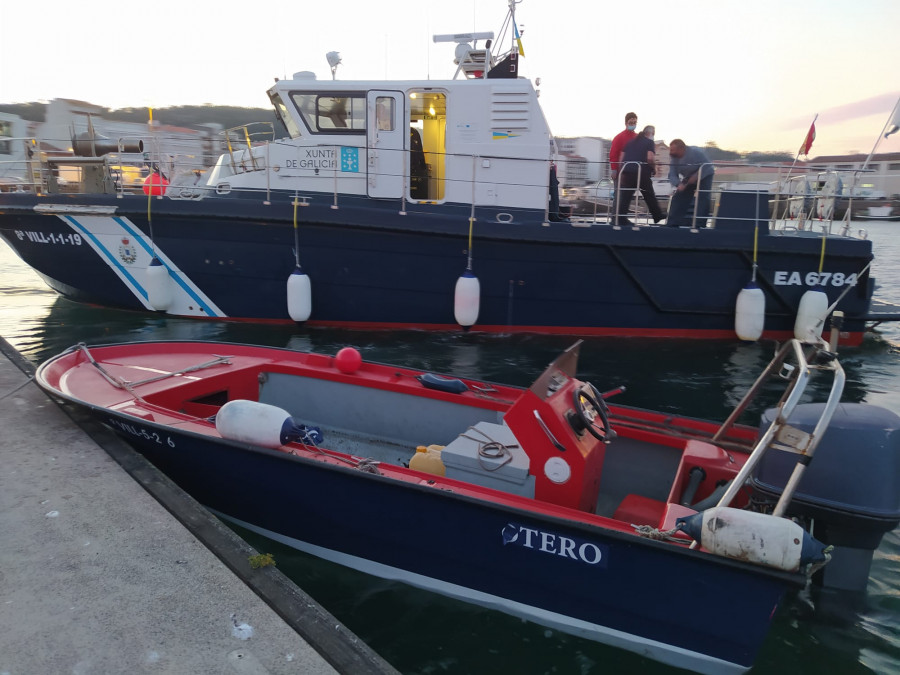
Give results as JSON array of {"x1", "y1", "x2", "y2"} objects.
[{"x1": 609, "y1": 129, "x2": 637, "y2": 174}]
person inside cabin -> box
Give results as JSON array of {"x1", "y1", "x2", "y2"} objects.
[
  {"x1": 409, "y1": 127, "x2": 428, "y2": 199},
  {"x1": 616, "y1": 126, "x2": 664, "y2": 225},
  {"x1": 609, "y1": 112, "x2": 638, "y2": 216},
  {"x1": 667, "y1": 139, "x2": 715, "y2": 227},
  {"x1": 548, "y1": 161, "x2": 568, "y2": 222}
]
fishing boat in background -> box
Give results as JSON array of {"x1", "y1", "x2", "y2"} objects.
[
  {"x1": 0, "y1": 2, "x2": 893, "y2": 344},
  {"x1": 855, "y1": 203, "x2": 900, "y2": 221},
  {"x1": 36, "y1": 334, "x2": 900, "y2": 674}
]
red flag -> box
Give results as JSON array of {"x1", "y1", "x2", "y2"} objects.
[{"x1": 801, "y1": 122, "x2": 816, "y2": 155}]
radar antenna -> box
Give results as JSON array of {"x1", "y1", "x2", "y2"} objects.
[{"x1": 326, "y1": 51, "x2": 342, "y2": 80}]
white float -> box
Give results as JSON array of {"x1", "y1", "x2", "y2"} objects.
[
  {"x1": 145, "y1": 257, "x2": 173, "y2": 311},
  {"x1": 734, "y1": 282, "x2": 765, "y2": 341},
  {"x1": 454, "y1": 269, "x2": 480, "y2": 328},
  {"x1": 794, "y1": 288, "x2": 829, "y2": 341},
  {"x1": 215, "y1": 400, "x2": 294, "y2": 448},
  {"x1": 287, "y1": 266, "x2": 312, "y2": 322},
  {"x1": 677, "y1": 506, "x2": 825, "y2": 572}
]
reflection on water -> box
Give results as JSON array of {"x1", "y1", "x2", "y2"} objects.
[
  {"x1": 16, "y1": 294, "x2": 897, "y2": 423},
  {"x1": 3, "y1": 225, "x2": 900, "y2": 674}
]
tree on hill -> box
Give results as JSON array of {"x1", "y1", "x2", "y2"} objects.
[
  {"x1": 744, "y1": 150, "x2": 794, "y2": 163},
  {"x1": 702, "y1": 141, "x2": 741, "y2": 162},
  {"x1": 0, "y1": 102, "x2": 286, "y2": 137}
]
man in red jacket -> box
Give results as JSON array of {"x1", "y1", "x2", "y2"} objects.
[{"x1": 609, "y1": 112, "x2": 637, "y2": 219}]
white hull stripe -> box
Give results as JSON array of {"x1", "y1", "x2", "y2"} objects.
[
  {"x1": 63, "y1": 214, "x2": 150, "y2": 304},
  {"x1": 216, "y1": 511, "x2": 747, "y2": 675},
  {"x1": 61, "y1": 214, "x2": 225, "y2": 317}
]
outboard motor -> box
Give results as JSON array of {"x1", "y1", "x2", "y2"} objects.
[{"x1": 751, "y1": 403, "x2": 900, "y2": 592}]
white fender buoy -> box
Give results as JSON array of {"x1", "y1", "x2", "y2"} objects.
[
  {"x1": 454, "y1": 269, "x2": 480, "y2": 328},
  {"x1": 145, "y1": 257, "x2": 173, "y2": 311},
  {"x1": 734, "y1": 282, "x2": 765, "y2": 341},
  {"x1": 287, "y1": 266, "x2": 312, "y2": 322},
  {"x1": 794, "y1": 288, "x2": 829, "y2": 342},
  {"x1": 677, "y1": 506, "x2": 829, "y2": 572},
  {"x1": 215, "y1": 400, "x2": 295, "y2": 448}
]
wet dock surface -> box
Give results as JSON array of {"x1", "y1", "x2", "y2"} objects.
[{"x1": 0, "y1": 338, "x2": 397, "y2": 675}]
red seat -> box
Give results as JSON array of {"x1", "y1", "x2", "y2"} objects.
[{"x1": 613, "y1": 494, "x2": 666, "y2": 526}]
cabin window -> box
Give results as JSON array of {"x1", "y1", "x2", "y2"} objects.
[
  {"x1": 290, "y1": 92, "x2": 366, "y2": 134},
  {"x1": 0, "y1": 120, "x2": 12, "y2": 155},
  {"x1": 269, "y1": 92, "x2": 302, "y2": 139},
  {"x1": 889, "y1": 163, "x2": 900, "y2": 171},
  {"x1": 375, "y1": 97, "x2": 395, "y2": 131}
]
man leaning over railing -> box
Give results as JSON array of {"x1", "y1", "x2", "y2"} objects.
[{"x1": 667, "y1": 139, "x2": 715, "y2": 227}]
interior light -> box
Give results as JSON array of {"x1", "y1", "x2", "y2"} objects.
[
  {"x1": 410, "y1": 93, "x2": 417, "y2": 99},
  {"x1": 429, "y1": 106, "x2": 436, "y2": 116}
]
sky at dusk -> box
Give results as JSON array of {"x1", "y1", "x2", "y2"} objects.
[{"x1": 1, "y1": 0, "x2": 898, "y2": 157}]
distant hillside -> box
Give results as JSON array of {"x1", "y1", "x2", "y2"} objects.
[
  {"x1": 0, "y1": 102, "x2": 286, "y2": 136},
  {"x1": 0, "y1": 102, "x2": 792, "y2": 160},
  {"x1": 701, "y1": 142, "x2": 792, "y2": 164}
]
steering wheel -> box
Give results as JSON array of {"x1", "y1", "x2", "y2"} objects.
[{"x1": 572, "y1": 383, "x2": 614, "y2": 443}]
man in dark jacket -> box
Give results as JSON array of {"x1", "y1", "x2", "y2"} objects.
[
  {"x1": 668, "y1": 139, "x2": 715, "y2": 227},
  {"x1": 616, "y1": 125, "x2": 664, "y2": 225}
]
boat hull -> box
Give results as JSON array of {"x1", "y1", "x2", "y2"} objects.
[
  {"x1": 0, "y1": 192, "x2": 874, "y2": 342},
  {"x1": 33, "y1": 339, "x2": 818, "y2": 673},
  {"x1": 90, "y1": 407, "x2": 787, "y2": 674}
]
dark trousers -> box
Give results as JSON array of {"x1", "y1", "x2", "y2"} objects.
[
  {"x1": 616, "y1": 170, "x2": 664, "y2": 224},
  {"x1": 668, "y1": 174, "x2": 714, "y2": 227}
]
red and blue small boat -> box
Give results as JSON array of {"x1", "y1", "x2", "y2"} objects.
[{"x1": 35, "y1": 336, "x2": 900, "y2": 673}]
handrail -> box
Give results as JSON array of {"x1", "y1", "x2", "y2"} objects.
[
  {"x1": 688, "y1": 162, "x2": 716, "y2": 230},
  {"x1": 712, "y1": 337, "x2": 845, "y2": 514},
  {"x1": 1, "y1": 132, "x2": 885, "y2": 232}
]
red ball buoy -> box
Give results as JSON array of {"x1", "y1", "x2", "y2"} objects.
[
  {"x1": 335, "y1": 347, "x2": 362, "y2": 374},
  {"x1": 142, "y1": 172, "x2": 169, "y2": 196}
]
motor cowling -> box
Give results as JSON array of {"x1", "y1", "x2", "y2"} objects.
[{"x1": 751, "y1": 402, "x2": 900, "y2": 591}]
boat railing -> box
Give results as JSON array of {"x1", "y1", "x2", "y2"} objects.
[
  {"x1": 223, "y1": 123, "x2": 276, "y2": 174},
  {"x1": 710, "y1": 335, "x2": 845, "y2": 516},
  {"x1": 3, "y1": 134, "x2": 879, "y2": 239},
  {"x1": 0, "y1": 137, "x2": 41, "y2": 193},
  {"x1": 568, "y1": 159, "x2": 869, "y2": 235}
]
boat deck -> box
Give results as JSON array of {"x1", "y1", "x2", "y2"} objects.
[{"x1": 865, "y1": 298, "x2": 900, "y2": 324}]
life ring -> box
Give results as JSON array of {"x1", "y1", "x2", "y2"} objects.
[{"x1": 815, "y1": 173, "x2": 842, "y2": 220}]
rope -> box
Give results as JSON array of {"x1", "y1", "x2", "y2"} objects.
[
  {"x1": 460, "y1": 425, "x2": 518, "y2": 472},
  {"x1": 0, "y1": 375, "x2": 35, "y2": 401},
  {"x1": 631, "y1": 524, "x2": 687, "y2": 543},
  {"x1": 289, "y1": 441, "x2": 382, "y2": 475},
  {"x1": 292, "y1": 192, "x2": 301, "y2": 267},
  {"x1": 77, "y1": 343, "x2": 232, "y2": 397},
  {"x1": 818, "y1": 233, "x2": 826, "y2": 274}
]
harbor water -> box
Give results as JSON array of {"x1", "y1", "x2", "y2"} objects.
[{"x1": 2, "y1": 221, "x2": 900, "y2": 674}]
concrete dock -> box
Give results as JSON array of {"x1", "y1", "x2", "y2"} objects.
[{"x1": 0, "y1": 338, "x2": 398, "y2": 675}]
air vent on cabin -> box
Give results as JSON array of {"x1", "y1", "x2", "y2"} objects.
[{"x1": 490, "y1": 90, "x2": 530, "y2": 131}]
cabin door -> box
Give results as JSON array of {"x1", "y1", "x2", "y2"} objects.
[{"x1": 366, "y1": 90, "x2": 405, "y2": 199}]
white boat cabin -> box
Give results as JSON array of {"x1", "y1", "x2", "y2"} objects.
[{"x1": 203, "y1": 64, "x2": 554, "y2": 211}]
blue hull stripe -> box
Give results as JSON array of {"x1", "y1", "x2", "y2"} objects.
[
  {"x1": 61, "y1": 214, "x2": 224, "y2": 317},
  {"x1": 64, "y1": 215, "x2": 149, "y2": 301},
  {"x1": 111, "y1": 216, "x2": 219, "y2": 317}
]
